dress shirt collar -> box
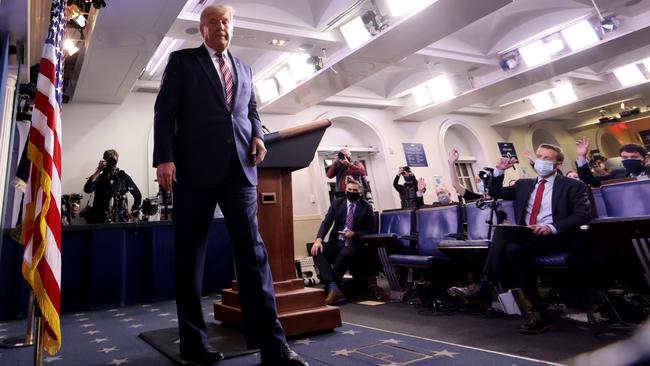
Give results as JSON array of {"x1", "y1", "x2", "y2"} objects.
[
  {"x1": 204, "y1": 43, "x2": 229, "y2": 59},
  {"x1": 537, "y1": 171, "x2": 557, "y2": 185}
]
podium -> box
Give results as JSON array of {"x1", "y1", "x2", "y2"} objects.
[{"x1": 214, "y1": 119, "x2": 342, "y2": 336}]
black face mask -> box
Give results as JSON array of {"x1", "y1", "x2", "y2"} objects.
[
  {"x1": 622, "y1": 159, "x2": 644, "y2": 175},
  {"x1": 345, "y1": 191, "x2": 361, "y2": 202},
  {"x1": 403, "y1": 175, "x2": 416, "y2": 184}
]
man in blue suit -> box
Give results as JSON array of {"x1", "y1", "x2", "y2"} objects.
[{"x1": 154, "y1": 5, "x2": 307, "y2": 366}]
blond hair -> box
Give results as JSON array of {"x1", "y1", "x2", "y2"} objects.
[{"x1": 200, "y1": 5, "x2": 235, "y2": 25}]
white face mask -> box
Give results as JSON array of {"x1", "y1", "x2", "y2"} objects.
[
  {"x1": 534, "y1": 159, "x2": 556, "y2": 177},
  {"x1": 437, "y1": 193, "x2": 450, "y2": 204}
]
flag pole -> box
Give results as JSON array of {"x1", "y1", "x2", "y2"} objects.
[
  {"x1": 33, "y1": 307, "x2": 45, "y2": 366},
  {"x1": 0, "y1": 290, "x2": 36, "y2": 348}
]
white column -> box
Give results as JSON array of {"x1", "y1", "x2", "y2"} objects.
[{"x1": 0, "y1": 67, "x2": 18, "y2": 220}]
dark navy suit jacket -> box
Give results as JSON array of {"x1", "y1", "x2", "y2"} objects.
[
  {"x1": 317, "y1": 197, "x2": 374, "y2": 246},
  {"x1": 577, "y1": 163, "x2": 650, "y2": 188},
  {"x1": 153, "y1": 45, "x2": 263, "y2": 187},
  {"x1": 489, "y1": 173, "x2": 591, "y2": 242}
]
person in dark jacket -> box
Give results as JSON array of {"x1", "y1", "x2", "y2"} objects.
[
  {"x1": 575, "y1": 137, "x2": 650, "y2": 187},
  {"x1": 393, "y1": 166, "x2": 425, "y2": 208}
]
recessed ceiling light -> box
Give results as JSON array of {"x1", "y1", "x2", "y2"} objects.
[
  {"x1": 299, "y1": 43, "x2": 313, "y2": 50},
  {"x1": 270, "y1": 39, "x2": 288, "y2": 47},
  {"x1": 185, "y1": 27, "x2": 198, "y2": 35}
]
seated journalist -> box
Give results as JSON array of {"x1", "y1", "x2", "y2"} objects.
[
  {"x1": 83, "y1": 149, "x2": 141, "y2": 224},
  {"x1": 449, "y1": 144, "x2": 591, "y2": 334},
  {"x1": 575, "y1": 137, "x2": 650, "y2": 187},
  {"x1": 310, "y1": 180, "x2": 374, "y2": 305}
]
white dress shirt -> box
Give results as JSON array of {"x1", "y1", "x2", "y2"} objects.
[
  {"x1": 494, "y1": 169, "x2": 558, "y2": 233},
  {"x1": 203, "y1": 44, "x2": 237, "y2": 96}
]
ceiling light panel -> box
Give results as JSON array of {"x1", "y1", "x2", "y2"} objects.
[
  {"x1": 427, "y1": 75, "x2": 454, "y2": 102},
  {"x1": 560, "y1": 20, "x2": 600, "y2": 51},
  {"x1": 529, "y1": 91, "x2": 555, "y2": 111},
  {"x1": 340, "y1": 16, "x2": 372, "y2": 50},
  {"x1": 613, "y1": 64, "x2": 646, "y2": 86},
  {"x1": 519, "y1": 40, "x2": 551, "y2": 67},
  {"x1": 551, "y1": 83, "x2": 578, "y2": 105},
  {"x1": 257, "y1": 79, "x2": 279, "y2": 103},
  {"x1": 385, "y1": 0, "x2": 439, "y2": 17}
]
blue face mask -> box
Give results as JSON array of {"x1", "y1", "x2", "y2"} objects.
[{"x1": 534, "y1": 159, "x2": 556, "y2": 177}]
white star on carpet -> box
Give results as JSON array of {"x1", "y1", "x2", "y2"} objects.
[
  {"x1": 158, "y1": 313, "x2": 171, "y2": 317},
  {"x1": 73, "y1": 313, "x2": 86, "y2": 317},
  {"x1": 113, "y1": 313, "x2": 126, "y2": 317},
  {"x1": 340, "y1": 329, "x2": 360, "y2": 335},
  {"x1": 332, "y1": 349, "x2": 353, "y2": 356},
  {"x1": 432, "y1": 349, "x2": 459, "y2": 358},
  {"x1": 149, "y1": 308, "x2": 160, "y2": 312},
  {"x1": 173, "y1": 339, "x2": 180, "y2": 344},
  {"x1": 128, "y1": 324, "x2": 144, "y2": 329},
  {"x1": 0, "y1": 334, "x2": 7, "y2": 340},
  {"x1": 120, "y1": 318, "x2": 134, "y2": 322},
  {"x1": 208, "y1": 312, "x2": 214, "y2": 316},
  {"x1": 98, "y1": 347, "x2": 118, "y2": 353},
  {"x1": 76, "y1": 318, "x2": 89, "y2": 322},
  {"x1": 379, "y1": 338, "x2": 403, "y2": 344},
  {"x1": 170, "y1": 319, "x2": 178, "y2": 322},
  {"x1": 140, "y1": 304, "x2": 151, "y2": 308},
  {"x1": 0, "y1": 328, "x2": 8, "y2": 332},
  {"x1": 107, "y1": 309, "x2": 118, "y2": 312},
  {"x1": 84, "y1": 330, "x2": 101, "y2": 335},
  {"x1": 294, "y1": 338, "x2": 316, "y2": 345},
  {"x1": 107, "y1": 358, "x2": 130, "y2": 365},
  {"x1": 91, "y1": 338, "x2": 109, "y2": 343},
  {"x1": 44, "y1": 355, "x2": 62, "y2": 363},
  {"x1": 80, "y1": 323, "x2": 95, "y2": 328}
]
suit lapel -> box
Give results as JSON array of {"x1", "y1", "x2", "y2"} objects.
[
  {"x1": 551, "y1": 175, "x2": 562, "y2": 218},
  {"x1": 195, "y1": 45, "x2": 228, "y2": 109},
  {"x1": 519, "y1": 180, "x2": 536, "y2": 224}
]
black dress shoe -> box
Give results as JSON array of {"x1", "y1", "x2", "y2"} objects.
[
  {"x1": 448, "y1": 283, "x2": 491, "y2": 304},
  {"x1": 520, "y1": 311, "x2": 554, "y2": 334},
  {"x1": 260, "y1": 344, "x2": 309, "y2": 366},
  {"x1": 179, "y1": 346, "x2": 224, "y2": 365}
]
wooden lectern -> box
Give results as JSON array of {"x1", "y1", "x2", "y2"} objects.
[{"x1": 214, "y1": 119, "x2": 342, "y2": 336}]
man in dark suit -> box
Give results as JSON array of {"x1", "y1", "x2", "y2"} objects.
[
  {"x1": 154, "y1": 5, "x2": 307, "y2": 366},
  {"x1": 575, "y1": 137, "x2": 650, "y2": 187},
  {"x1": 310, "y1": 181, "x2": 374, "y2": 305},
  {"x1": 449, "y1": 144, "x2": 591, "y2": 334}
]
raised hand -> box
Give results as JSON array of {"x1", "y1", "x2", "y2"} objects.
[
  {"x1": 417, "y1": 177, "x2": 426, "y2": 192},
  {"x1": 496, "y1": 157, "x2": 517, "y2": 171},
  {"x1": 448, "y1": 148, "x2": 459, "y2": 165},
  {"x1": 576, "y1": 136, "x2": 590, "y2": 158},
  {"x1": 522, "y1": 150, "x2": 534, "y2": 165}
]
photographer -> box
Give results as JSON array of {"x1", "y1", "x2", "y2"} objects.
[
  {"x1": 393, "y1": 166, "x2": 425, "y2": 209},
  {"x1": 83, "y1": 149, "x2": 142, "y2": 224},
  {"x1": 326, "y1": 148, "x2": 367, "y2": 198}
]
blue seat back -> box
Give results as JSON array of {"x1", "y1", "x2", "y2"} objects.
[
  {"x1": 499, "y1": 200, "x2": 517, "y2": 225},
  {"x1": 379, "y1": 210, "x2": 414, "y2": 253},
  {"x1": 601, "y1": 179, "x2": 650, "y2": 217},
  {"x1": 416, "y1": 206, "x2": 458, "y2": 258},
  {"x1": 465, "y1": 203, "x2": 492, "y2": 240},
  {"x1": 590, "y1": 188, "x2": 607, "y2": 217}
]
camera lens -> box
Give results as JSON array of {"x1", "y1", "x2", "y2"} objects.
[{"x1": 337, "y1": 152, "x2": 345, "y2": 160}]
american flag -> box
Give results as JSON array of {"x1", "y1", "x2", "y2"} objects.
[{"x1": 21, "y1": 0, "x2": 66, "y2": 355}]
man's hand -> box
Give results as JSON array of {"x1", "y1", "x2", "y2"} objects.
[
  {"x1": 417, "y1": 177, "x2": 427, "y2": 192},
  {"x1": 576, "y1": 136, "x2": 590, "y2": 159},
  {"x1": 448, "y1": 148, "x2": 459, "y2": 165},
  {"x1": 96, "y1": 159, "x2": 106, "y2": 173},
  {"x1": 157, "y1": 162, "x2": 176, "y2": 192},
  {"x1": 496, "y1": 157, "x2": 518, "y2": 171},
  {"x1": 529, "y1": 224, "x2": 552, "y2": 236},
  {"x1": 310, "y1": 239, "x2": 323, "y2": 256},
  {"x1": 341, "y1": 229, "x2": 354, "y2": 239},
  {"x1": 522, "y1": 150, "x2": 534, "y2": 165},
  {"x1": 397, "y1": 167, "x2": 404, "y2": 175},
  {"x1": 251, "y1": 137, "x2": 267, "y2": 166}
]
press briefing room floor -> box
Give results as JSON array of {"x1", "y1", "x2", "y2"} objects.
[{"x1": 1, "y1": 290, "x2": 643, "y2": 366}]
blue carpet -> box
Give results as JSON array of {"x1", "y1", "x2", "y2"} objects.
[{"x1": 0, "y1": 295, "x2": 561, "y2": 366}]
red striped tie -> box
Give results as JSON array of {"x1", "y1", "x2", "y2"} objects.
[
  {"x1": 528, "y1": 179, "x2": 546, "y2": 225},
  {"x1": 216, "y1": 53, "x2": 233, "y2": 108},
  {"x1": 345, "y1": 203, "x2": 355, "y2": 246}
]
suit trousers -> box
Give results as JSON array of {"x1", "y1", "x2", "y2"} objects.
[
  {"x1": 313, "y1": 240, "x2": 365, "y2": 287},
  {"x1": 483, "y1": 227, "x2": 569, "y2": 308},
  {"x1": 173, "y1": 160, "x2": 286, "y2": 352}
]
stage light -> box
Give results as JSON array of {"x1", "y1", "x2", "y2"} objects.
[
  {"x1": 519, "y1": 40, "x2": 551, "y2": 67},
  {"x1": 613, "y1": 64, "x2": 645, "y2": 86},
  {"x1": 274, "y1": 67, "x2": 296, "y2": 92},
  {"x1": 499, "y1": 53, "x2": 518, "y2": 71},
  {"x1": 66, "y1": 4, "x2": 87, "y2": 28},
  {"x1": 560, "y1": 20, "x2": 600, "y2": 51},
  {"x1": 412, "y1": 86, "x2": 431, "y2": 106},
  {"x1": 529, "y1": 91, "x2": 555, "y2": 112},
  {"x1": 340, "y1": 16, "x2": 372, "y2": 50},
  {"x1": 256, "y1": 78, "x2": 279, "y2": 103},
  {"x1": 551, "y1": 83, "x2": 578, "y2": 105},
  {"x1": 427, "y1": 75, "x2": 454, "y2": 102},
  {"x1": 63, "y1": 39, "x2": 80, "y2": 56},
  {"x1": 270, "y1": 39, "x2": 287, "y2": 47},
  {"x1": 600, "y1": 16, "x2": 617, "y2": 32}
]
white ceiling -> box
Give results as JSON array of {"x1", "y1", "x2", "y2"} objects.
[{"x1": 67, "y1": 0, "x2": 650, "y2": 128}]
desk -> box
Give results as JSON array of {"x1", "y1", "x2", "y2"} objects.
[
  {"x1": 588, "y1": 216, "x2": 650, "y2": 290},
  {"x1": 0, "y1": 220, "x2": 234, "y2": 320}
]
